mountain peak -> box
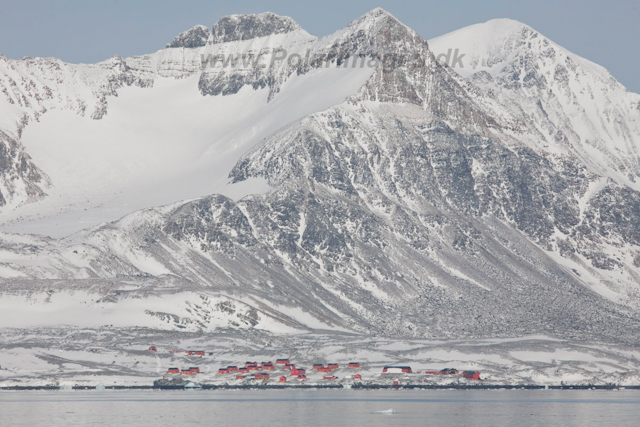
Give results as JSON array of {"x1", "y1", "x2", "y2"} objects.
[
  {"x1": 477, "y1": 18, "x2": 532, "y2": 33},
  {"x1": 361, "y1": 7, "x2": 394, "y2": 19},
  {"x1": 428, "y1": 18, "x2": 536, "y2": 59},
  {"x1": 211, "y1": 12, "x2": 303, "y2": 44},
  {"x1": 428, "y1": 18, "x2": 612, "y2": 80},
  {"x1": 319, "y1": 7, "x2": 420, "y2": 54},
  {"x1": 328, "y1": 7, "x2": 423, "y2": 52},
  {"x1": 166, "y1": 25, "x2": 211, "y2": 49},
  {"x1": 349, "y1": 8, "x2": 405, "y2": 31}
]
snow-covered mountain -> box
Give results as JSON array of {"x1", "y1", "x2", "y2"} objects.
[
  {"x1": 430, "y1": 19, "x2": 640, "y2": 187},
  {"x1": 0, "y1": 12, "x2": 376, "y2": 236},
  {"x1": 1, "y1": 9, "x2": 640, "y2": 353}
]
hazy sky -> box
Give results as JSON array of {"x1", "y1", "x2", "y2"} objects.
[{"x1": 1, "y1": 0, "x2": 638, "y2": 92}]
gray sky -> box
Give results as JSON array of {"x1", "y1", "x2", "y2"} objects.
[{"x1": 1, "y1": 0, "x2": 638, "y2": 93}]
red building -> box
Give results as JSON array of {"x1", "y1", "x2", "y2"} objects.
[
  {"x1": 181, "y1": 369, "x2": 194, "y2": 375},
  {"x1": 187, "y1": 351, "x2": 205, "y2": 356},
  {"x1": 167, "y1": 367, "x2": 180, "y2": 374},
  {"x1": 312, "y1": 364, "x2": 324, "y2": 371},
  {"x1": 238, "y1": 367, "x2": 249, "y2": 373},
  {"x1": 189, "y1": 367, "x2": 200, "y2": 374},
  {"x1": 245, "y1": 362, "x2": 258, "y2": 368},
  {"x1": 347, "y1": 362, "x2": 360, "y2": 369},
  {"x1": 261, "y1": 362, "x2": 274, "y2": 370},
  {"x1": 275, "y1": 359, "x2": 290, "y2": 365},
  {"x1": 318, "y1": 367, "x2": 332, "y2": 373},
  {"x1": 462, "y1": 371, "x2": 481, "y2": 380},
  {"x1": 218, "y1": 368, "x2": 229, "y2": 374},
  {"x1": 236, "y1": 374, "x2": 245, "y2": 379},
  {"x1": 297, "y1": 375, "x2": 307, "y2": 380},
  {"x1": 439, "y1": 368, "x2": 459, "y2": 375},
  {"x1": 284, "y1": 364, "x2": 295, "y2": 371},
  {"x1": 279, "y1": 376, "x2": 287, "y2": 383},
  {"x1": 327, "y1": 363, "x2": 339, "y2": 370},
  {"x1": 290, "y1": 368, "x2": 306, "y2": 376},
  {"x1": 254, "y1": 373, "x2": 270, "y2": 381},
  {"x1": 323, "y1": 376, "x2": 338, "y2": 380},
  {"x1": 353, "y1": 374, "x2": 362, "y2": 380},
  {"x1": 148, "y1": 346, "x2": 157, "y2": 352},
  {"x1": 227, "y1": 366, "x2": 238, "y2": 372}
]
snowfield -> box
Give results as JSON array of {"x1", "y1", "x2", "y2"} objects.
[{"x1": 3, "y1": 64, "x2": 374, "y2": 237}]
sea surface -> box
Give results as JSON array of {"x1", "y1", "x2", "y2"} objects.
[{"x1": 0, "y1": 389, "x2": 638, "y2": 426}]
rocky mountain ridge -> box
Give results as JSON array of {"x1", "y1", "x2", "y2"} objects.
[{"x1": 0, "y1": 10, "x2": 639, "y2": 344}]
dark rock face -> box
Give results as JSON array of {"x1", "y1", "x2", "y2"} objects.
[
  {"x1": 0, "y1": 130, "x2": 49, "y2": 207},
  {"x1": 129, "y1": 151, "x2": 640, "y2": 342},
  {"x1": 91, "y1": 56, "x2": 154, "y2": 120},
  {"x1": 198, "y1": 69, "x2": 273, "y2": 97},
  {"x1": 163, "y1": 195, "x2": 260, "y2": 254},
  {"x1": 198, "y1": 12, "x2": 308, "y2": 99},
  {"x1": 154, "y1": 377, "x2": 187, "y2": 387},
  {"x1": 166, "y1": 25, "x2": 211, "y2": 48},
  {"x1": 197, "y1": 12, "x2": 313, "y2": 99},
  {"x1": 211, "y1": 12, "x2": 301, "y2": 44}
]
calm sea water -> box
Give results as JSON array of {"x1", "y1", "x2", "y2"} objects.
[{"x1": 0, "y1": 389, "x2": 638, "y2": 426}]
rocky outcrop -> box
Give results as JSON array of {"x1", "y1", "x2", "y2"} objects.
[
  {"x1": 166, "y1": 25, "x2": 211, "y2": 48},
  {"x1": 211, "y1": 12, "x2": 302, "y2": 43},
  {"x1": 0, "y1": 130, "x2": 49, "y2": 207}
]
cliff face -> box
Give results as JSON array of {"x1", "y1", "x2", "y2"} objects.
[
  {"x1": 0, "y1": 129, "x2": 49, "y2": 207},
  {"x1": 166, "y1": 25, "x2": 211, "y2": 48},
  {"x1": 211, "y1": 12, "x2": 302, "y2": 43}
]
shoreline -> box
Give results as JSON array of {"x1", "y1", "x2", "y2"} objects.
[{"x1": 2, "y1": 384, "x2": 639, "y2": 391}]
